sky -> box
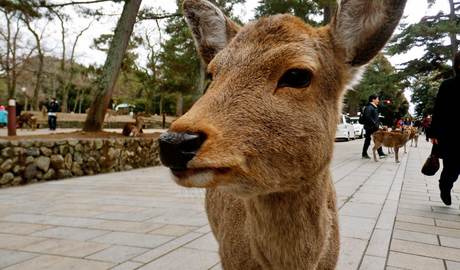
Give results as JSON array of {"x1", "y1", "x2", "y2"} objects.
[{"x1": 25, "y1": 0, "x2": 454, "y2": 114}]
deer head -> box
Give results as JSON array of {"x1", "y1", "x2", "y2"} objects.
[{"x1": 159, "y1": 0, "x2": 406, "y2": 196}]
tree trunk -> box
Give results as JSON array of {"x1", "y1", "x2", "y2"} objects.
[
  {"x1": 24, "y1": 18, "x2": 44, "y2": 110},
  {"x1": 176, "y1": 92, "x2": 183, "y2": 116},
  {"x1": 55, "y1": 11, "x2": 67, "y2": 111},
  {"x1": 159, "y1": 93, "x2": 164, "y2": 115},
  {"x1": 322, "y1": 0, "x2": 336, "y2": 25},
  {"x1": 34, "y1": 52, "x2": 44, "y2": 110},
  {"x1": 448, "y1": 0, "x2": 459, "y2": 60},
  {"x1": 83, "y1": 0, "x2": 142, "y2": 132}
]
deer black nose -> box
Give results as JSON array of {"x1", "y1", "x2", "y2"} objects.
[{"x1": 158, "y1": 132, "x2": 206, "y2": 171}]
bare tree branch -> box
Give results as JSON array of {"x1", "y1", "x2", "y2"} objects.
[{"x1": 35, "y1": 0, "x2": 115, "y2": 8}]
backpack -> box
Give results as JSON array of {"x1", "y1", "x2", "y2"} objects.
[{"x1": 358, "y1": 106, "x2": 366, "y2": 125}]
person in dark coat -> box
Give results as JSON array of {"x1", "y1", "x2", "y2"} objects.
[
  {"x1": 362, "y1": 94, "x2": 386, "y2": 159},
  {"x1": 47, "y1": 97, "x2": 59, "y2": 131},
  {"x1": 430, "y1": 51, "x2": 460, "y2": 205}
]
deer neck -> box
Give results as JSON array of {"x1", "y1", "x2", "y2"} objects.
[{"x1": 243, "y1": 170, "x2": 334, "y2": 269}]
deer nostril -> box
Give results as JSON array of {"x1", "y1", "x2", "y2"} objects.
[{"x1": 158, "y1": 132, "x2": 206, "y2": 171}]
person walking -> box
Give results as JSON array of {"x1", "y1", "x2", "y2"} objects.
[
  {"x1": 0, "y1": 105, "x2": 7, "y2": 128},
  {"x1": 422, "y1": 114, "x2": 432, "y2": 141},
  {"x1": 430, "y1": 51, "x2": 460, "y2": 206},
  {"x1": 47, "y1": 97, "x2": 59, "y2": 131},
  {"x1": 362, "y1": 94, "x2": 386, "y2": 159}
]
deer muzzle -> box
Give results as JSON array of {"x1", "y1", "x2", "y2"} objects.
[{"x1": 158, "y1": 132, "x2": 206, "y2": 171}]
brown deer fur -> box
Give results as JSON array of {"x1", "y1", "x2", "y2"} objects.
[
  {"x1": 372, "y1": 128, "x2": 411, "y2": 163},
  {"x1": 17, "y1": 113, "x2": 37, "y2": 131},
  {"x1": 166, "y1": 0, "x2": 407, "y2": 269},
  {"x1": 409, "y1": 126, "x2": 420, "y2": 147},
  {"x1": 122, "y1": 116, "x2": 144, "y2": 137}
]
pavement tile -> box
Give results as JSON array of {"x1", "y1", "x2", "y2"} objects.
[
  {"x1": 436, "y1": 219, "x2": 460, "y2": 230},
  {"x1": 136, "y1": 247, "x2": 219, "y2": 270},
  {"x1": 358, "y1": 255, "x2": 385, "y2": 270},
  {"x1": 387, "y1": 251, "x2": 444, "y2": 270},
  {"x1": 87, "y1": 245, "x2": 149, "y2": 263},
  {"x1": 0, "y1": 249, "x2": 38, "y2": 268},
  {"x1": 110, "y1": 261, "x2": 144, "y2": 270},
  {"x1": 339, "y1": 215, "x2": 376, "y2": 240},
  {"x1": 89, "y1": 220, "x2": 164, "y2": 233},
  {"x1": 395, "y1": 221, "x2": 460, "y2": 238},
  {"x1": 365, "y1": 229, "x2": 392, "y2": 257},
  {"x1": 337, "y1": 237, "x2": 367, "y2": 270},
  {"x1": 0, "y1": 233, "x2": 45, "y2": 249},
  {"x1": 31, "y1": 226, "x2": 109, "y2": 241},
  {"x1": 446, "y1": 260, "x2": 460, "y2": 270},
  {"x1": 151, "y1": 224, "x2": 199, "y2": 236},
  {"x1": 184, "y1": 232, "x2": 219, "y2": 252},
  {"x1": 2, "y1": 255, "x2": 113, "y2": 270},
  {"x1": 209, "y1": 263, "x2": 223, "y2": 270},
  {"x1": 22, "y1": 238, "x2": 109, "y2": 257},
  {"x1": 132, "y1": 232, "x2": 203, "y2": 263},
  {"x1": 439, "y1": 235, "x2": 460, "y2": 249},
  {"x1": 0, "y1": 222, "x2": 53, "y2": 235},
  {"x1": 391, "y1": 239, "x2": 460, "y2": 262},
  {"x1": 92, "y1": 231, "x2": 174, "y2": 248},
  {"x1": 339, "y1": 203, "x2": 382, "y2": 219},
  {"x1": 392, "y1": 229, "x2": 439, "y2": 245},
  {"x1": 396, "y1": 214, "x2": 435, "y2": 226},
  {"x1": 0, "y1": 213, "x2": 102, "y2": 227}
]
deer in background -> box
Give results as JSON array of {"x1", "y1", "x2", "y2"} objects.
[
  {"x1": 158, "y1": 0, "x2": 406, "y2": 269},
  {"x1": 373, "y1": 128, "x2": 411, "y2": 163},
  {"x1": 122, "y1": 116, "x2": 144, "y2": 137}
]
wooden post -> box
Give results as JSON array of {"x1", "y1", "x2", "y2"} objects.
[{"x1": 7, "y1": 99, "x2": 16, "y2": 136}]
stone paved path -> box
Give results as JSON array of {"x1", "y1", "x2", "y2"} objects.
[{"x1": 0, "y1": 138, "x2": 458, "y2": 270}]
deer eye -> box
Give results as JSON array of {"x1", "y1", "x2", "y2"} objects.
[{"x1": 277, "y1": 69, "x2": 312, "y2": 88}]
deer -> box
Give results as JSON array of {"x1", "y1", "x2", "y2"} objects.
[
  {"x1": 158, "y1": 0, "x2": 406, "y2": 269},
  {"x1": 372, "y1": 128, "x2": 411, "y2": 163},
  {"x1": 17, "y1": 113, "x2": 37, "y2": 131},
  {"x1": 409, "y1": 126, "x2": 420, "y2": 147},
  {"x1": 122, "y1": 116, "x2": 144, "y2": 137}
]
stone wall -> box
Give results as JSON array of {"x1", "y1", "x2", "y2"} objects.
[{"x1": 0, "y1": 137, "x2": 160, "y2": 188}]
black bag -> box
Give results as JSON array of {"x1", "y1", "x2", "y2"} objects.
[{"x1": 421, "y1": 144, "x2": 440, "y2": 176}]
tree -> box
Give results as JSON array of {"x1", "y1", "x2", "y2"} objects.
[
  {"x1": 387, "y1": 0, "x2": 459, "y2": 115},
  {"x1": 344, "y1": 54, "x2": 409, "y2": 126},
  {"x1": 255, "y1": 0, "x2": 336, "y2": 25},
  {"x1": 83, "y1": 0, "x2": 142, "y2": 132},
  {"x1": 23, "y1": 14, "x2": 48, "y2": 110},
  {"x1": 411, "y1": 72, "x2": 441, "y2": 117},
  {"x1": 158, "y1": 0, "x2": 246, "y2": 116}
]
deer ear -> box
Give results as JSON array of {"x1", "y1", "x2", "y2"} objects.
[
  {"x1": 331, "y1": 0, "x2": 406, "y2": 67},
  {"x1": 183, "y1": 0, "x2": 240, "y2": 64}
]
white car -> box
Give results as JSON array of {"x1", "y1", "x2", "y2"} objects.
[
  {"x1": 335, "y1": 114, "x2": 356, "y2": 141},
  {"x1": 349, "y1": 116, "x2": 365, "y2": 138}
]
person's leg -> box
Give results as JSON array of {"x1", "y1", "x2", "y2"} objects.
[
  {"x1": 48, "y1": 116, "x2": 52, "y2": 130},
  {"x1": 362, "y1": 130, "x2": 371, "y2": 158},
  {"x1": 53, "y1": 116, "x2": 57, "y2": 130},
  {"x1": 50, "y1": 116, "x2": 55, "y2": 130},
  {"x1": 439, "y1": 157, "x2": 460, "y2": 205},
  {"x1": 377, "y1": 146, "x2": 385, "y2": 156}
]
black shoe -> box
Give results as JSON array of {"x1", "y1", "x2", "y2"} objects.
[
  {"x1": 362, "y1": 155, "x2": 371, "y2": 159},
  {"x1": 440, "y1": 187, "x2": 452, "y2": 206},
  {"x1": 379, "y1": 154, "x2": 388, "y2": 158}
]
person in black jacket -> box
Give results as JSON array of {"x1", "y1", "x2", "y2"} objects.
[
  {"x1": 47, "y1": 97, "x2": 59, "y2": 131},
  {"x1": 362, "y1": 94, "x2": 386, "y2": 159},
  {"x1": 430, "y1": 51, "x2": 460, "y2": 206}
]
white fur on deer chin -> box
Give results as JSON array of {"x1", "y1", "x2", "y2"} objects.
[{"x1": 170, "y1": 169, "x2": 215, "y2": 188}]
